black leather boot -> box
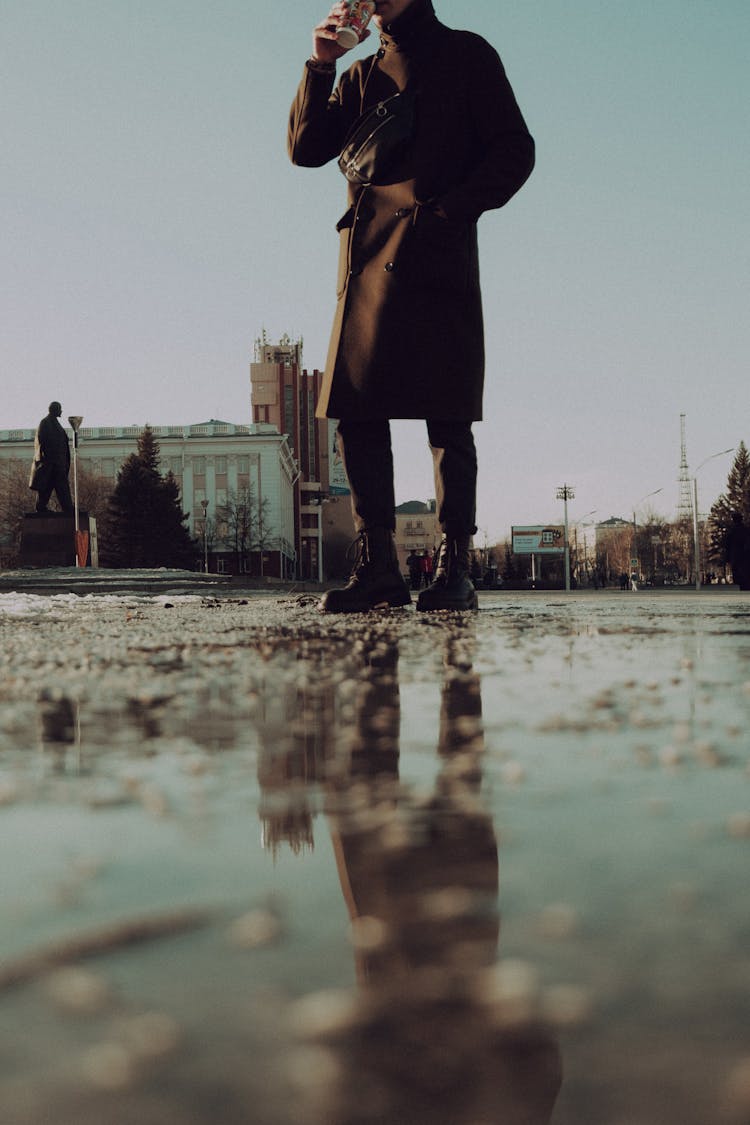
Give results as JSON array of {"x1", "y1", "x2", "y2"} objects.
[
  {"x1": 417, "y1": 536, "x2": 478, "y2": 611},
  {"x1": 320, "y1": 528, "x2": 412, "y2": 614}
]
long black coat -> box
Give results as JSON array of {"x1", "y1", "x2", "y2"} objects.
[{"x1": 288, "y1": 0, "x2": 534, "y2": 421}]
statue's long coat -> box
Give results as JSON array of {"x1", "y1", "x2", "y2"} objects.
[
  {"x1": 288, "y1": 0, "x2": 534, "y2": 421},
  {"x1": 28, "y1": 413, "x2": 71, "y2": 490}
]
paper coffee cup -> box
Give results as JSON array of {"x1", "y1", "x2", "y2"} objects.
[
  {"x1": 336, "y1": 25, "x2": 359, "y2": 48},
  {"x1": 336, "y1": 0, "x2": 375, "y2": 49}
]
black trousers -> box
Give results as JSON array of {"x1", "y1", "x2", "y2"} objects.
[{"x1": 336, "y1": 419, "x2": 477, "y2": 538}]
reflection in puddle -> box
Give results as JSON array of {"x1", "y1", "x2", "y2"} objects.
[
  {"x1": 3, "y1": 593, "x2": 750, "y2": 1123},
  {"x1": 257, "y1": 631, "x2": 561, "y2": 1124}
]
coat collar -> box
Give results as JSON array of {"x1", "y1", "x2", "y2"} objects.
[{"x1": 379, "y1": 0, "x2": 438, "y2": 51}]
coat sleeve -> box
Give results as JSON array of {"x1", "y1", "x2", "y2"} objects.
[
  {"x1": 288, "y1": 62, "x2": 361, "y2": 168},
  {"x1": 36, "y1": 418, "x2": 51, "y2": 461},
  {"x1": 438, "y1": 36, "x2": 535, "y2": 222}
]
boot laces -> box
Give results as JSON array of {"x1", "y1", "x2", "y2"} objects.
[
  {"x1": 345, "y1": 531, "x2": 370, "y2": 580},
  {"x1": 433, "y1": 537, "x2": 451, "y2": 582}
]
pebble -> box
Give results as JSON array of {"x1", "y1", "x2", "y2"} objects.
[
  {"x1": 500, "y1": 760, "x2": 526, "y2": 786},
  {"x1": 474, "y1": 959, "x2": 539, "y2": 1027},
  {"x1": 44, "y1": 967, "x2": 112, "y2": 1014},
  {"x1": 541, "y1": 983, "x2": 593, "y2": 1028},
  {"x1": 226, "y1": 908, "x2": 283, "y2": 949},
  {"x1": 348, "y1": 914, "x2": 389, "y2": 953},
  {"x1": 658, "y1": 745, "x2": 682, "y2": 768},
  {"x1": 420, "y1": 886, "x2": 475, "y2": 921},
  {"x1": 288, "y1": 989, "x2": 360, "y2": 1040}
]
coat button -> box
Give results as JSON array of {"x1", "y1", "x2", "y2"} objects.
[
  {"x1": 384, "y1": 261, "x2": 395, "y2": 272},
  {"x1": 395, "y1": 207, "x2": 411, "y2": 218},
  {"x1": 350, "y1": 265, "x2": 362, "y2": 276}
]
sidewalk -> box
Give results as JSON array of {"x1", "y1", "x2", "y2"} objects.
[{"x1": 0, "y1": 588, "x2": 748, "y2": 1123}]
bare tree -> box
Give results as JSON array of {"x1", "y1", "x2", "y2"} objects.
[
  {"x1": 0, "y1": 460, "x2": 30, "y2": 566},
  {"x1": 217, "y1": 487, "x2": 256, "y2": 571},
  {"x1": 253, "y1": 496, "x2": 275, "y2": 577}
]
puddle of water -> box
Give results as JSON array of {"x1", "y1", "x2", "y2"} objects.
[{"x1": 1, "y1": 593, "x2": 749, "y2": 1123}]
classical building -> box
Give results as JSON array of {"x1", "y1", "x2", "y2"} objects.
[
  {"x1": 0, "y1": 420, "x2": 297, "y2": 577},
  {"x1": 395, "y1": 500, "x2": 440, "y2": 574}
]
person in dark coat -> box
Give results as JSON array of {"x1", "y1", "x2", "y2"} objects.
[
  {"x1": 406, "y1": 549, "x2": 422, "y2": 590},
  {"x1": 28, "y1": 401, "x2": 74, "y2": 514},
  {"x1": 289, "y1": 0, "x2": 534, "y2": 612}
]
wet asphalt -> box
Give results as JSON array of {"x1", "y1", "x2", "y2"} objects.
[{"x1": 1, "y1": 583, "x2": 749, "y2": 1124}]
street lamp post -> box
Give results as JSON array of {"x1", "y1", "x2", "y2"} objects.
[
  {"x1": 692, "y1": 447, "x2": 734, "y2": 590},
  {"x1": 68, "y1": 415, "x2": 84, "y2": 567},
  {"x1": 200, "y1": 499, "x2": 209, "y2": 573},
  {"x1": 556, "y1": 484, "x2": 575, "y2": 591},
  {"x1": 632, "y1": 489, "x2": 663, "y2": 587}
]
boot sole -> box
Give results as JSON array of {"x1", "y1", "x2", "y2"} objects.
[
  {"x1": 416, "y1": 593, "x2": 479, "y2": 612},
  {"x1": 319, "y1": 591, "x2": 412, "y2": 614}
]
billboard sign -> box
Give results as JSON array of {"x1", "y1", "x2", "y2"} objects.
[{"x1": 512, "y1": 525, "x2": 565, "y2": 555}]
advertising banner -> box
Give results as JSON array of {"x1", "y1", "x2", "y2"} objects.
[{"x1": 512, "y1": 525, "x2": 565, "y2": 555}]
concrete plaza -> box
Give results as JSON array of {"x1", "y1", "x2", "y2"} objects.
[{"x1": 0, "y1": 585, "x2": 749, "y2": 1124}]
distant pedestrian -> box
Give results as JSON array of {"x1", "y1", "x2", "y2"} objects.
[
  {"x1": 421, "y1": 550, "x2": 434, "y2": 589},
  {"x1": 406, "y1": 550, "x2": 422, "y2": 590}
]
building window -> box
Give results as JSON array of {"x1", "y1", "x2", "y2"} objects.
[
  {"x1": 215, "y1": 456, "x2": 227, "y2": 475},
  {"x1": 192, "y1": 456, "x2": 205, "y2": 474},
  {"x1": 238, "y1": 456, "x2": 249, "y2": 474}
]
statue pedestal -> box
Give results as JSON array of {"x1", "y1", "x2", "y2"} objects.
[{"x1": 18, "y1": 512, "x2": 97, "y2": 568}]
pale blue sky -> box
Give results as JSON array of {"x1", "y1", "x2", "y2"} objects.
[{"x1": 2, "y1": 1, "x2": 748, "y2": 540}]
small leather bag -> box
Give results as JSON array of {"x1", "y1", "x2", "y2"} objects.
[{"x1": 338, "y1": 86, "x2": 416, "y2": 186}]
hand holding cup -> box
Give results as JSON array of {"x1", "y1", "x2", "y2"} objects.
[{"x1": 312, "y1": 0, "x2": 375, "y2": 64}]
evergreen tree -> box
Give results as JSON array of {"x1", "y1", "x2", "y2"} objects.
[
  {"x1": 708, "y1": 441, "x2": 750, "y2": 566},
  {"x1": 103, "y1": 426, "x2": 197, "y2": 568}
]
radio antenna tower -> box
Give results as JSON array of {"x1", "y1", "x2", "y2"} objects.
[{"x1": 677, "y1": 413, "x2": 694, "y2": 521}]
